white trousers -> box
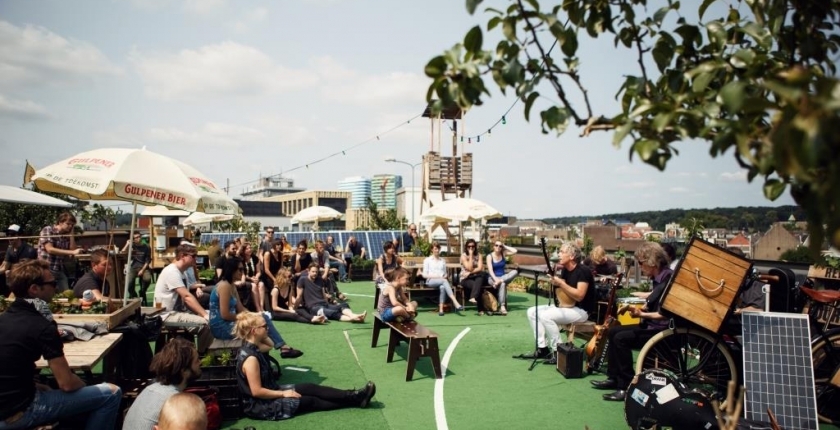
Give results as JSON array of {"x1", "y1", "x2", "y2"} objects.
[{"x1": 526, "y1": 305, "x2": 588, "y2": 350}]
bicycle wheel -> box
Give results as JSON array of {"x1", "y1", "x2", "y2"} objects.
[
  {"x1": 811, "y1": 328, "x2": 840, "y2": 424},
  {"x1": 636, "y1": 328, "x2": 738, "y2": 402}
]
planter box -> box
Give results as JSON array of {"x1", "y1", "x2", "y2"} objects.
[
  {"x1": 808, "y1": 265, "x2": 840, "y2": 280},
  {"x1": 351, "y1": 268, "x2": 374, "y2": 281},
  {"x1": 53, "y1": 298, "x2": 141, "y2": 330}
]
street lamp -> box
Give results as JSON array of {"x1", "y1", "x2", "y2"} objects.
[{"x1": 385, "y1": 158, "x2": 421, "y2": 225}]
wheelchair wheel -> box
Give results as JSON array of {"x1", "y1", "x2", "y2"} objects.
[
  {"x1": 636, "y1": 328, "x2": 738, "y2": 403},
  {"x1": 811, "y1": 328, "x2": 840, "y2": 424}
]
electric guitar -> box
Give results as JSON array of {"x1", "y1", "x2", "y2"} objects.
[{"x1": 584, "y1": 273, "x2": 624, "y2": 373}]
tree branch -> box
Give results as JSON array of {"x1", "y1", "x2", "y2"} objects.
[{"x1": 633, "y1": 26, "x2": 652, "y2": 96}]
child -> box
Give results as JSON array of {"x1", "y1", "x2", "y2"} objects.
[{"x1": 377, "y1": 267, "x2": 417, "y2": 323}]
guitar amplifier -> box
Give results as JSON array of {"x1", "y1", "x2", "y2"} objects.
[{"x1": 556, "y1": 342, "x2": 584, "y2": 379}]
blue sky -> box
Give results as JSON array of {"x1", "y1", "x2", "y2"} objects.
[{"x1": 0, "y1": 0, "x2": 795, "y2": 219}]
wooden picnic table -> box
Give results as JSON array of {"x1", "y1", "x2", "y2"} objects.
[{"x1": 36, "y1": 332, "x2": 123, "y2": 381}]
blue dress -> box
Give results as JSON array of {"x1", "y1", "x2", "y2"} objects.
[{"x1": 209, "y1": 285, "x2": 237, "y2": 339}]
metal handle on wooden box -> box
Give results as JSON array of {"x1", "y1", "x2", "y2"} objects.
[{"x1": 694, "y1": 268, "x2": 724, "y2": 296}]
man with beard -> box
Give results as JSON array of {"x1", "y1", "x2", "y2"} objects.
[
  {"x1": 38, "y1": 212, "x2": 83, "y2": 293},
  {"x1": 122, "y1": 338, "x2": 203, "y2": 430},
  {"x1": 214, "y1": 240, "x2": 237, "y2": 281}
]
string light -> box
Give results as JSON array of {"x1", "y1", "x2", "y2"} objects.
[
  {"x1": 501, "y1": 115, "x2": 506, "y2": 125},
  {"x1": 477, "y1": 136, "x2": 480, "y2": 143}
]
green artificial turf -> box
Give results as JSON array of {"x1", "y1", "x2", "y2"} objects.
[{"x1": 139, "y1": 282, "x2": 839, "y2": 430}]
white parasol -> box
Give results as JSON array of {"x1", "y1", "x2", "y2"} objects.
[
  {"x1": 0, "y1": 185, "x2": 74, "y2": 207},
  {"x1": 183, "y1": 211, "x2": 235, "y2": 226},
  {"x1": 420, "y1": 198, "x2": 501, "y2": 223},
  {"x1": 30, "y1": 147, "x2": 239, "y2": 304},
  {"x1": 291, "y1": 206, "x2": 343, "y2": 224},
  {"x1": 139, "y1": 205, "x2": 191, "y2": 217}
]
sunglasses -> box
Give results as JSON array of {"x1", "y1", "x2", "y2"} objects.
[
  {"x1": 40, "y1": 280, "x2": 57, "y2": 289},
  {"x1": 467, "y1": 245, "x2": 475, "y2": 248},
  {"x1": 494, "y1": 244, "x2": 503, "y2": 247}
]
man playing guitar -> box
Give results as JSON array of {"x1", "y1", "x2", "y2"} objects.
[{"x1": 518, "y1": 242, "x2": 595, "y2": 364}]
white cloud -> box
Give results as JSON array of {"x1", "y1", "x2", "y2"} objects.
[
  {"x1": 614, "y1": 165, "x2": 643, "y2": 175},
  {"x1": 0, "y1": 94, "x2": 50, "y2": 120},
  {"x1": 312, "y1": 57, "x2": 428, "y2": 107},
  {"x1": 669, "y1": 187, "x2": 689, "y2": 193},
  {"x1": 92, "y1": 129, "x2": 146, "y2": 148},
  {"x1": 148, "y1": 122, "x2": 266, "y2": 147},
  {"x1": 129, "y1": 41, "x2": 318, "y2": 101},
  {"x1": 0, "y1": 20, "x2": 121, "y2": 88},
  {"x1": 619, "y1": 181, "x2": 655, "y2": 189},
  {"x1": 183, "y1": 0, "x2": 228, "y2": 15},
  {"x1": 719, "y1": 171, "x2": 747, "y2": 181},
  {"x1": 227, "y1": 7, "x2": 268, "y2": 33}
]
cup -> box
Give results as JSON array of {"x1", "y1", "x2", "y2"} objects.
[{"x1": 154, "y1": 300, "x2": 162, "y2": 309}]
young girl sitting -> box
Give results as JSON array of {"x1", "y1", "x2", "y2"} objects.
[{"x1": 377, "y1": 267, "x2": 417, "y2": 323}]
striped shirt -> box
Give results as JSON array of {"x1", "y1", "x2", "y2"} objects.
[{"x1": 38, "y1": 225, "x2": 70, "y2": 272}]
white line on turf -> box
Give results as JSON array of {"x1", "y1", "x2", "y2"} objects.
[
  {"x1": 344, "y1": 293, "x2": 374, "y2": 297},
  {"x1": 344, "y1": 330, "x2": 361, "y2": 366},
  {"x1": 435, "y1": 327, "x2": 471, "y2": 430}
]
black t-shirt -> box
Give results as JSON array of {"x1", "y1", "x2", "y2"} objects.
[
  {"x1": 0, "y1": 300, "x2": 64, "y2": 420},
  {"x1": 324, "y1": 242, "x2": 338, "y2": 256},
  {"x1": 73, "y1": 270, "x2": 108, "y2": 298},
  {"x1": 291, "y1": 253, "x2": 312, "y2": 274},
  {"x1": 296, "y1": 275, "x2": 325, "y2": 309},
  {"x1": 4, "y1": 242, "x2": 38, "y2": 265},
  {"x1": 129, "y1": 242, "x2": 151, "y2": 269},
  {"x1": 557, "y1": 264, "x2": 596, "y2": 313},
  {"x1": 348, "y1": 241, "x2": 363, "y2": 258}
]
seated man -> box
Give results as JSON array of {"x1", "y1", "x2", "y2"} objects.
[
  {"x1": 153, "y1": 244, "x2": 214, "y2": 353},
  {"x1": 324, "y1": 235, "x2": 348, "y2": 282},
  {"x1": 295, "y1": 264, "x2": 366, "y2": 323},
  {"x1": 0, "y1": 259, "x2": 122, "y2": 429},
  {"x1": 123, "y1": 338, "x2": 203, "y2": 430},
  {"x1": 517, "y1": 242, "x2": 595, "y2": 365},
  {"x1": 0, "y1": 224, "x2": 38, "y2": 297},
  {"x1": 72, "y1": 248, "x2": 110, "y2": 301},
  {"x1": 591, "y1": 242, "x2": 673, "y2": 401},
  {"x1": 311, "y1": 239, "x2": 345, "y2": 302},
  {"x1": 344, "y1": 235, "x2": 366, "y2": 279}
]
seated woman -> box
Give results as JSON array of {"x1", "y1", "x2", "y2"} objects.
[
  {"x1": 289, "y1": 240, "x2": 312, "y2": 285},
  {"x1": 375, "y1": 241, "x2": 403, "y2": 289},
  {"x1": 261, "y1": 239, "x2": 285, "y2": 310},
  {"x1": 459, "y1": 239, "x2": 488, "y2": 315},
  {"x1": 422, "y1": 241, "x2": 463, "y2": 316},
  {"x1": 270, "y1": 267, "x2": 326, "y2": 325},
  {"x1": 377, "y1": 267, "x2": 417, "y2": 323},
  {"x1": 208, "y1": 257, "x2": 303, "y2": 358},
  {"x1": 296, "y1": 264, "x2": 366, "y2": 323},
  {"x1": 239, "y1": 242, "x2": 264, "y2": 312},
  {"x1": 234, "y1": 312, "x2": 377, "y2": 421},
  {"x1": 486, "y1": 241, "x2": 519, "y2": 316}
]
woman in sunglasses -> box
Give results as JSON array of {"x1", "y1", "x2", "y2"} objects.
[{"x1": 459, "y1": 239, "x2": 488, "y2": 315}]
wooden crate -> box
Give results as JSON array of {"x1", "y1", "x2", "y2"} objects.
[
  {"x1": 661, "y1": 237, "x2": 752, "y2": 333},
  {"x1": 807, "y1": 265, "x2": 840, "y2": 281},
  {"x1": 53, "y1": 298, "x2": 141, "y2": 330}
]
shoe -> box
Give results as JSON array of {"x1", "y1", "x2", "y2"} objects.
[
  {"x1": 455, "y1": 306, "x2": 464, "y2": 312},
  {"x1": 542, "y1": 353, "x2": 557, "y2": 365},
  {"x1": 359, "y1": 381, "x2": 376, "y2": 408},
  {"x1": 514, "y1": 347, "x2": 551, "y2": 360},
  {"x1": 602, "y1": 390, "x2": 626, "y2": 401},
  {"x1": 280, "y1": 347, "x2": 304, "y2": 359},
  {"x1": 438, "y1": 311, "x2": 445, "y2": 316},
  {"x1": 590, "y1": 379, "x2": 618, "y2": 390}
]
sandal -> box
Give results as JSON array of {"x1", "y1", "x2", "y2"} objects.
[
  {"x1": 477, "y1": 311, "x2": 485, "y2": 316},
  {"x1": 500, "y1": 307, "x2": 508, "y2": 316},
  {"x1": 280, "y1": 347, "x2": 304, "y2": 359}
]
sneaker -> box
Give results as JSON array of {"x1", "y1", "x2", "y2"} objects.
[
  {"x1": 542, "y1": 352, "x2": 557, "y2": 365},
  {"x1": 514, "y1": 347, "x2": 551, "y2": 359},
  {"x1": 359, "y1": 381, "x2": 376, "y2": 408},
  {"x1": 317, "y1": 307, "x2": 326, "y2": 318}
]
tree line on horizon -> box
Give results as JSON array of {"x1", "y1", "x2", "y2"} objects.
[{"x1": 541, "y1": 205, "x2": 806, "y2": 234}]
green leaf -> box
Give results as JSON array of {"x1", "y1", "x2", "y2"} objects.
[
  {"x1": 561, "y1": 28, "x2": 578, "y2": 57},
  {"x1": 633, "y1": 139, "x2": 660, "y2": 161},
  {"x1": 464, "y1": 26, "x2": 483, "y2": 53},
  {"x1": 523, "y1": 91, "x2": 540, "y2": 121},
  {"x1": 718, "y1": 80, "x2": 745, "y2": 112},
  {"x1": 653, "y1": 6, "x2": 670, "y2": 25},
  {"x1": 692, "y1": 72, "x2": 715, "y2": 93},
  {"x1": 739, "y1": 22, "x2": 771, "y2": 49},
  {"x1": 763, "y1": 179, "x2": 787, "y2": 200},
  {"x1": 424, "y1": 56, "x2": 448, "y2": 78},
  {"x1": 612, "y1": 121, "x2": 634, "y2": 147},
  {"x1": 488, "y1": 16, "x2": 502, "y2": 31},
  {"x1": 653, "y1": 36, "x2": 675, "y2": 72},
  {"x1": 466, "y1": 0, "x2": 483, "y2": 15},
  {"x1": 729, "y1": 49, "x2": 756, "y2": 69},
  {"x1": 698, "y1": 0, "x2": 715, "y2": 20},
  {"x1": 502, "y1": 17, "x2": 516, "y2": 41},
  {"x1": 652, "y1": 112, "x2": 674, "y2": 132}
]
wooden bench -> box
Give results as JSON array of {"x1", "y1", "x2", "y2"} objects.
[{"x1": 371, "y1": 312, "x2": 443, "y2": 381}]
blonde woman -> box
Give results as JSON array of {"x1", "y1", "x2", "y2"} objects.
[
  {"x1": 269, "y1": 267, "x2": 326, "y2": 324},
  {"x1": 422, "y1": 241, "x2": 463, "y2": 316},
  {"x1": 234, "y1": 312, "x2": 376, "y2": 421},
  {"x1": 589, "y1": 246, "x2": 618, "y2": 276},
  {"x1": 486, "y1": 241, "x2": 518, "y2": 316}
]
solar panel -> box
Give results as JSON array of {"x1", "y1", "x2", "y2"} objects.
[
  {"x1": 741, "y1": 312, "x2": 818, "y2": 429},
  {"x1": 365, "y1": 231, "x2": 398, "y2": 261}
]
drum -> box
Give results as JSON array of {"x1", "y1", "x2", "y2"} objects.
[{"x1": 617, "y1": 298, "x2": 646, "y2": 325}]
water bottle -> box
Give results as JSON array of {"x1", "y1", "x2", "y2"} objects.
[{"x1": 83, "y1": 290, "x2": 95, "y2": 301}]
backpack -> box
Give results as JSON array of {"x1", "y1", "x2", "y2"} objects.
[{"x1": 184, "y1": 387, "x2": 222, "y2": 430}]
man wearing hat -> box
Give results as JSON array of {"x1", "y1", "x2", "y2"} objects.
[{"x1": 1, "y1": 224, "x2": 38, "y2": 295}]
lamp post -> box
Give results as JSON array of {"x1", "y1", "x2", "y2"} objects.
[{"x1": 385, "y1": 158, "x2": 420, "y2": 225}]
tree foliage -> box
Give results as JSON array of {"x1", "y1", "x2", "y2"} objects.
[
  {"x1": 360, "y1": 198, "x2": 407, "y2": 230},
  {"x1": 426, "y1": 0, "x2": 840, "y2": 252},
  {"x1": 0, "y1": 190, "x2": 85, "y2": 237}
]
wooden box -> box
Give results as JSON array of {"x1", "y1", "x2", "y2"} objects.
[
  {"x1": 661, "y1": 237, "x2": 752, "y2": 333},
  {"x1": 53, "y1": 298, "x2": 141, "y2": 330}
]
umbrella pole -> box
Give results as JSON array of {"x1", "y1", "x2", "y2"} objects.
[{"x1": 123, "y1": 201, "x2": 137, "y2": 307}]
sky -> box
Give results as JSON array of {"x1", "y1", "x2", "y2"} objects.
[{"x1": 0, "y1": 0, "x2": 796, "y2": 220}]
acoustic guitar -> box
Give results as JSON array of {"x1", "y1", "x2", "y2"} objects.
[{"x1": 584, "y1": 273, "x2": 624, "y2": 373}]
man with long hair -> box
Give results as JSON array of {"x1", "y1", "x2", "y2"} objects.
[{"x1": 123, "y1": 338, "x2": 203, "y2": 430}]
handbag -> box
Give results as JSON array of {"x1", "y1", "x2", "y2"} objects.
[
  {"x1": 184, "y1": 386, "x2": 222, "y2": 430},
  {"x1": 481, "y1": 290, "x2": 499, "y2": 312}
]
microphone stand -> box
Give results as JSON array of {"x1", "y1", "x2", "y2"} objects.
[{"x1": 529, "y1": 266, "x2": 558, "y2": 370}]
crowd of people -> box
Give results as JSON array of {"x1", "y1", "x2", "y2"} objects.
[{"x1": 1, "y1": 214, "x2": 767, "y2": 428}]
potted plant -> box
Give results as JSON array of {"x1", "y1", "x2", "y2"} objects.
[{"x1": 350, "y1": 255, "x2": 375, "y2": 281}]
